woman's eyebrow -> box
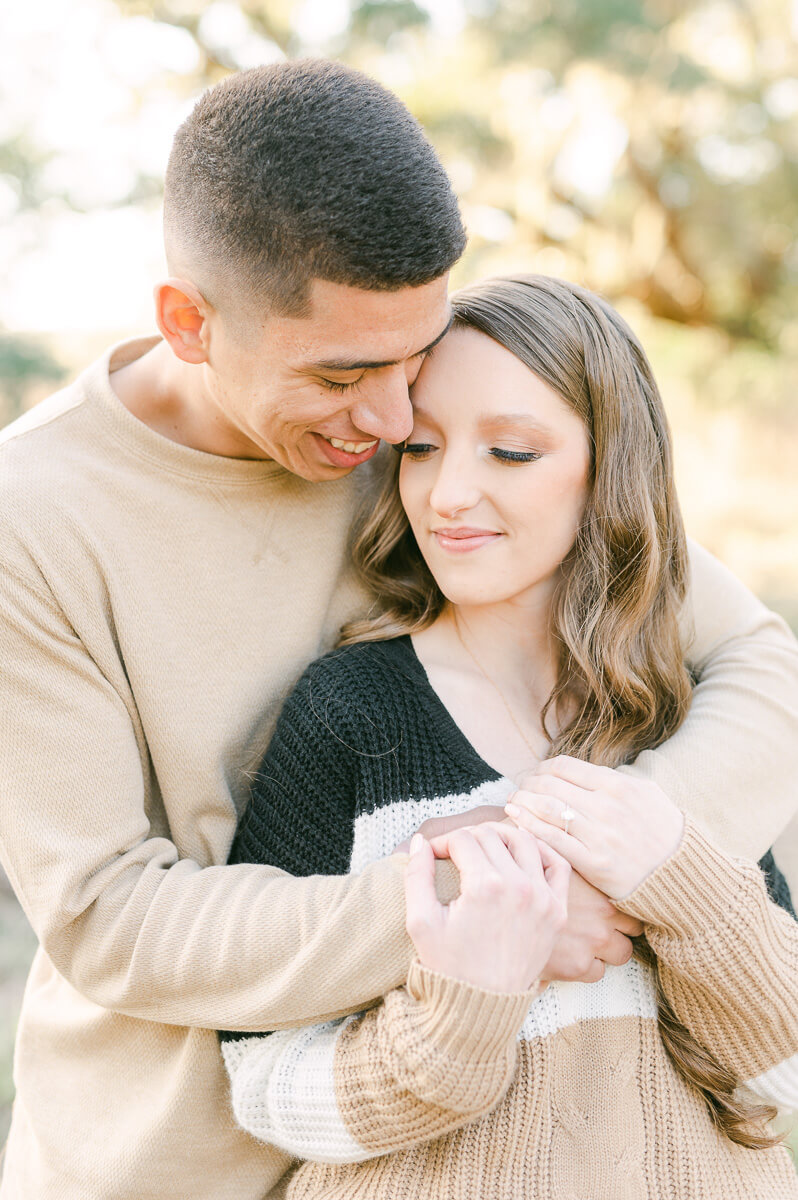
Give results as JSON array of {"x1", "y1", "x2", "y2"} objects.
[{"x1": 479, "y1": 413, "x2": 556, "y2": 437}]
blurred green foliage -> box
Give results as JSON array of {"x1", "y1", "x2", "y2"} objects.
[
  {"x1": 0, "y1": 1, "x2": 795, "y2": 619},
  {"x1": 108, "y1": 0, "x2": 798, "y2": 347},
  {"x1": 2, "y1": 0, "x2": 797, "y2": 402},
  {"x1": 0, "y1": 335, "x2": 65, "y2": 425}
]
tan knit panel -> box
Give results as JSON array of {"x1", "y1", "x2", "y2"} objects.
[
  {"x1": 540, "y1": 1016, "x2": 647, "y2": 1198},
  {"x1": 289, "y1": 1018, "x2": 798, "y2": 1200},
  {"x1": 620, "y1": 819, "x2": 798, "y2": 1081}
]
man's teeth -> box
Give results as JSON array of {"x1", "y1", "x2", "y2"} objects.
[{"x1": 327, "y1": 437, "x2": 378, "y2": 454}]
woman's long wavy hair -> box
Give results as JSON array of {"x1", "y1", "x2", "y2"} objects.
[{"x1": 341, "y1": 274, "x2": 779, "y2": 1150}]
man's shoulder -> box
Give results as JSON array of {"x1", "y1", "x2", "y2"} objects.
[
  {"x1": 0, "y1": 375, "x2": 91, "y2": 466},
  {"x1": 0, "y1": 374, "x2": 91, "y2": 536},
  {"x1": 0, "y1": 342, "x2": 118, "y2": 483},
  {"x1": 0, "y1": 337, "x2": 158, "y2": 486},
  {"x1": 0, "y1": 350, "x2": 127, "y2": 575}
]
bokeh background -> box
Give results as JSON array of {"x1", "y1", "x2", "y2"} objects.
[{"x1": 1, "y1": 0, "x2": 796, "y2": 1150}]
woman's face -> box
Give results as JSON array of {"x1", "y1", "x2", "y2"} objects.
[{"x1": 400, "y1": 325, "x2": 592, "y2": 612}]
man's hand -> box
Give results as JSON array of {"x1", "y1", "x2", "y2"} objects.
[
  {"x1": 539, "y1": 871, "x2": 643, "y2": 983},
  {"x1": 393, "y1": 805, "x2": 506, "y2": 854}
]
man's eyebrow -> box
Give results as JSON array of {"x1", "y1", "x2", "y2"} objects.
[{"x1": 307, "y1": 313, "x2": 454, "y2": 372}]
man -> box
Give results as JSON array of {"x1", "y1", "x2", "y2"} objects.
[{"x1": 0, "y1": 59, "x2": 796, "y2": 1200}]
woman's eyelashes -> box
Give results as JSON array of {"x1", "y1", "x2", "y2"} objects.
[
  {"x1": 490, "y1": 448, "x2": 542, "y2": 464},
  {"x1": 397, "y1": 442, "x2": 542, "y2": 464},
  {"x1": 396, "y1": 442, "x2": 436, "y2": 459}
]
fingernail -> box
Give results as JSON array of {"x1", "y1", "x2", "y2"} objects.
[
  {"x1": 505, "y1": 803, "x2": 520, "y2": 817},
  {"x1": 409, "y1": 833, "x2": 425, "y2": 854}
]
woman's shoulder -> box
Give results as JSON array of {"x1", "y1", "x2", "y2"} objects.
[
  {"x1": 268, "y1": 637, "x2": 427, "y2": 758},
  {"x1": 295, "y1": 635, "x2": 424, "y2": 709}
]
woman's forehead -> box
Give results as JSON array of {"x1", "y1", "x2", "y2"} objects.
[{"x1": 411, "y1": 327, "x2": 581, "y2": 433}]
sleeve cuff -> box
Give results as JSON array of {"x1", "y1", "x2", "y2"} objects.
[
  {"x1": 405, "y1": 959, "x2": 539, "y2": 1061},
  {"x1": 616, "y1": 815, "x2": 766, "y2": 936}
]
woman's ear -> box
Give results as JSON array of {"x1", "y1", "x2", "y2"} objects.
[{"x1": 153, "y1": 278, "x2": 210, "y2": 364}]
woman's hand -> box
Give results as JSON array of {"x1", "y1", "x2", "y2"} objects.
[
  {"x1": 404, "y1": 822, "x2": 570, "y2": 993},
  {"x1": 504, "y1": 756, "x2": 685, "y2": 900}
]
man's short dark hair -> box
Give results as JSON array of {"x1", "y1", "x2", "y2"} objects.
[{"x1": 164, "y1": 59, "x2": 466, "y2": 315}]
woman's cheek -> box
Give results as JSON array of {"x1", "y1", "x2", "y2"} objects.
[{"x1": 398, "y1": 462, "x2": 426, "y2": 527}]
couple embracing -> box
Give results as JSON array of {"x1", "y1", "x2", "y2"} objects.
[{"x1": 1, "y1": 58, "x2": 797, "y2": 1200}]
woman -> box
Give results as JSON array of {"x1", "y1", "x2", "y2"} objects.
[{"x1": 220, "y1": 276, "x2": 798, "y2": 1198}]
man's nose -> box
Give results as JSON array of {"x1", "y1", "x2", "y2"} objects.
[{"x1": 348, "y1": 366, "x2": 414, "y2": 445}]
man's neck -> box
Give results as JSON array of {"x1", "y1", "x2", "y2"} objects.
[{"x1": 109, "y1": 340, "x2": 263, "y2": 459}]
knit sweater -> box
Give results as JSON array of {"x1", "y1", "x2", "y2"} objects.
[
  {"x1": 2, "y1": 338, "x2": 798, "y2": 1199},
  {"x1": 222, "y1": 637, "x2": 798, "y2": 1200}
]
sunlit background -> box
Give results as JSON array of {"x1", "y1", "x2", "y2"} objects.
[{"x1": 0, "y1": 0, "x2": 797, "y2": 1148}]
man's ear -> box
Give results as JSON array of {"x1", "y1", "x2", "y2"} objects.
[{"x1": 154, "y1": 278, "x2": 211, "y2": 364}]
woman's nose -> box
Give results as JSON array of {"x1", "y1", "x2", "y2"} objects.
[{"x1": 428, "y1": 456, "x2": 480, "y2": 518}]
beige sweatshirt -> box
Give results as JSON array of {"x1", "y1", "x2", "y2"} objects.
[{"x1": 0, "y1": 338, "x2": 797, "y2": 1199}]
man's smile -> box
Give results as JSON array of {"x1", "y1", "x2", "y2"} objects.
[{"x1": 314, "y1": 433, "x2": 381, "y2": 468}]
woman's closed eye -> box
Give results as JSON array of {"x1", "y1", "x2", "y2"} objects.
[
  {"x1": 397, "y1": 443, "x2": 543, "y2": 463},
  {"x1": 395, "y1": 442, "x2": 437, "y2": 459},
  {"x1": 490, "y1": 448, "x2": 542, "y2": 464}
]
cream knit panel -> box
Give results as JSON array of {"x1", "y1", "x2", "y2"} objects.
[
  {"x1": 744, "y1": 1053, "x2": 798, "y2": 1111},
  {"x1": 224, "y1": 961, "x2": 533, "y2": 1164},
  {"x1": 222, "y1": 1020, "x2": 366, "y2": 1163}
]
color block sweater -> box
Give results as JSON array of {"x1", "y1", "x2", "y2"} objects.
[
  {"x1": 222, "y1": 637, "x2": 798, "y2": 1200},
  {"x1": 2, "y1": 338, "x2": 798, "y2": 1199}
]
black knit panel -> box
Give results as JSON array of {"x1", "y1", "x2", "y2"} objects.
[
  {"x1": 758, "y1": 850, "x2": 796, "y2": 918},
  {"x1": 228, "y1": 667, "x2": 359, "y2": 878},
  {"x1": 231, "y1": 637, "x2": 501, "y2": 876},
  {"x1": 318, "y1": 639, "x2": 501, "y2": 817}
]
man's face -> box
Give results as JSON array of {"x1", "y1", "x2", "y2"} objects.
[{"x1": 203, "y1": 275, "x2": 452, "y2": 481}]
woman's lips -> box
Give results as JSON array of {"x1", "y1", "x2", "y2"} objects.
[{"x1": 432, "y1": 528, "x2": 502, "y2": 553}]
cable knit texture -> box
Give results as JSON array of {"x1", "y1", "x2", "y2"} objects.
[{"x1": 223, "y1": 636, "x2": 798, "y2": 1200}]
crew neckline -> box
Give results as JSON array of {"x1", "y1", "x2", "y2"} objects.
[{"x1": 84, "y1": 336, "x2": 290, "y2": 485}]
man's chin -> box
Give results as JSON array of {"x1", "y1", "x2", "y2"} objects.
[{"x1": 288, "y1": 450, "x2": 357, "y2": 483}]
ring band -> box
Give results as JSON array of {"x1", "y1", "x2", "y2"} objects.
[{"x1": 561, "y1": 805, "x2": 576, "y2": 836}]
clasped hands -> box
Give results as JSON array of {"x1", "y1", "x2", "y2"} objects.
[{"x1": 399, "y1": 758, "x2": 685, "y2": 991}]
